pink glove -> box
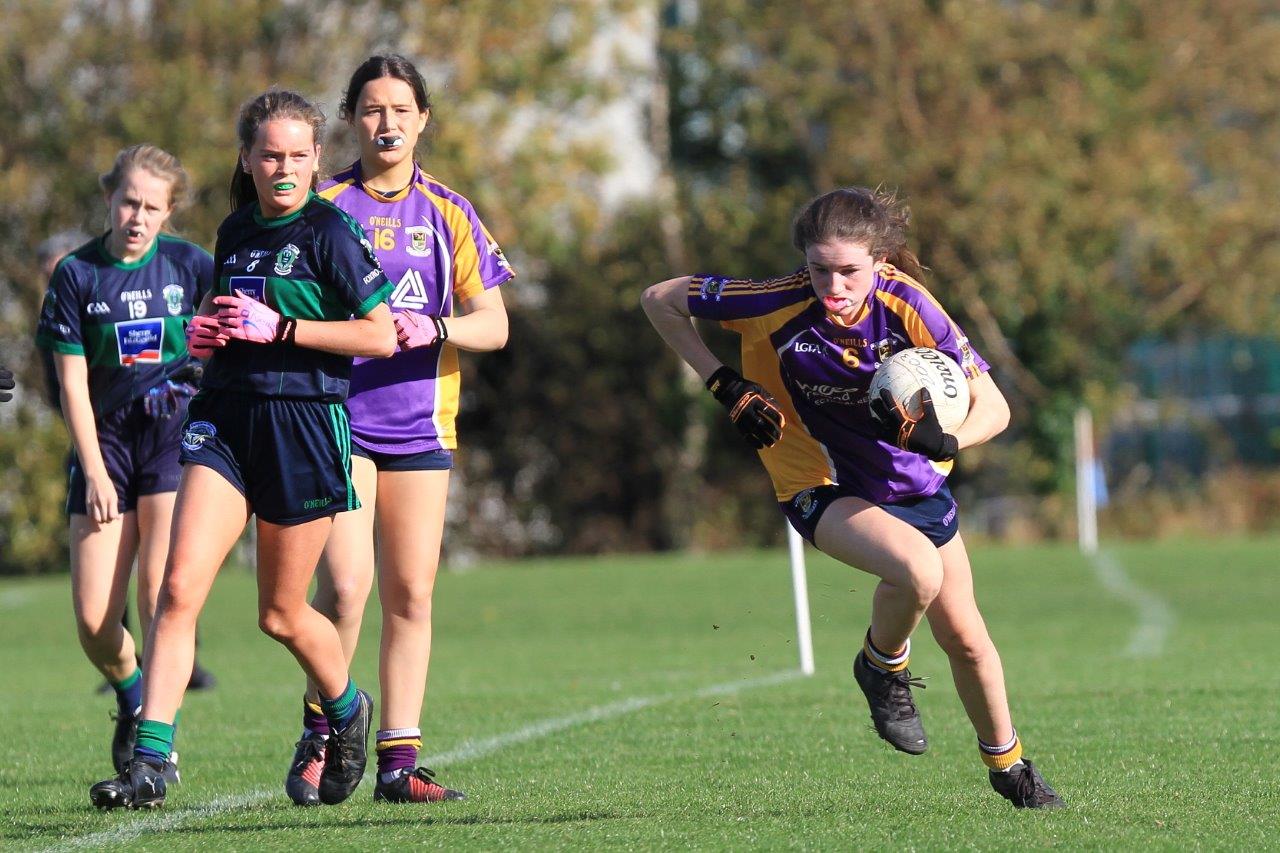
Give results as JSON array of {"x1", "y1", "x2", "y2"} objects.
[
  {"x1": 394, "y1": 311, "x2": 442, "y2": 351},
  {"x1": 215, "y1": 290, "x2": 282, "y2": 344},
  {"x1": 186, "y1": 315, "x2": 228, "y2": 358}
]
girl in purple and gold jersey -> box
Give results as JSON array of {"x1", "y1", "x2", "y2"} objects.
[
  {"x1": 642, "y1": 187, "x2": 1064, "y2": 810},
  {"x1": 281, "y1": 55, "x2": 512, "y2": 807}
]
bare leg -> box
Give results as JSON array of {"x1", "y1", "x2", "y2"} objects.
[
  {"x1": 134, "y1": 492, "x2": 177, "y2": 641},
  {"x1": 375, "y1": 468, "x2": 449, "y2": 729},
  {"x1": 71, "y1": 512, "x2": 140, "y2": 683},
  {"x1": 142, "y1": 466, "x2": 248, "y2": 723},
  {"x1": 256, "y1": 515, "x2": 351, "y2": 700},
  {"x1": 306, "y1": 455, "x2": 378, "y2": 701},
  {"x1": 925, "y1": 532, "x2": 1014, "y2": 745},
  {"x1": 813, "y1": 496, "x2": 944, "y2": 653}
]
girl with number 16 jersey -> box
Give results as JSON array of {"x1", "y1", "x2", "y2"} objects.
[{"x1": 281, "y1": 55, "x2": 513, "y2": 807}]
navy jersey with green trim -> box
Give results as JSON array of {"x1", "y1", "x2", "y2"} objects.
[
  {"x1": 35, "y1": 233, "x2": 214, "y2": 417},
  {"x1": 202, "y1": 194, "x2": 395, "y2": 402}
]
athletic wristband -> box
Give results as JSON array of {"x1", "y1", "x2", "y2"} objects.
[
  {"x1": 276, "y1": 316, "x2": 298, "y2": 345},
  {"x1": 430, "y1": 315, "x2": 449, "y2": 343}
]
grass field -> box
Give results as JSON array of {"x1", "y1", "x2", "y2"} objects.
[{"x1": 2, "y1": 537, "x2": 1278, "y2": 850}]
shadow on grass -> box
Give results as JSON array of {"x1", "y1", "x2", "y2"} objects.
[{"x1": 154, "y1": 808, "x2": 645, "y2": 836}]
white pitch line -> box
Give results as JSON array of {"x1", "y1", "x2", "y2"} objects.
[
  {"x1": 1088, "y1": 549, "x2": 1174, "y2": 657},
  {"x1": 41, "y1": 669, "x2": 801, "y2": 851}
]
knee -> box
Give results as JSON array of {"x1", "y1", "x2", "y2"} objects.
[
  {"x1": 901, "y1": 554, "x2": 944, "y2": 609},
  {"x1": 258, "y1": 606, "x2": 299, "y2": 644},
  {"x1": 934, "y1": 625, "x2": 995, "y2": 668},
  {"x1": 156, "y1": 569, "x2": 201, "y2": 624},
  {"x1": 385, "y1": 581, "x2": 433, "y2": 624},
  {"x1": 328, "y1": 576, "x2": 371, "y2": 622},
  {"x1": 76, "y1": 615, "x2": 116, "y2": 649}
]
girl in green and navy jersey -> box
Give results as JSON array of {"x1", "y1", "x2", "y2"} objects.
[
  {"x1": 36, "y1": 144, "x2": 212, "y2": 779},
  {"x1": 91, "y1": 90, "x2": 396, "y2": 811}
]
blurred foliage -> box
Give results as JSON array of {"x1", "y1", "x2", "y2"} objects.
[
  {"x1": 663, "y1": 0, "x2": 1280, "y2": 499},
  {"x1": 3, "y1": 0, "x2": 1279, "y2": 572}
]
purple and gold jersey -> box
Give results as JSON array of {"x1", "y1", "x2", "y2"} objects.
[
  {"x1": 688, "y1": 263, "x2": 989, "y2": 504},
  {"x1": 318, "y1": 161, "x2": 514, "y2": 453}
]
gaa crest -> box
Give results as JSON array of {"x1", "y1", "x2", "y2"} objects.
[
  {"x1": 274, "y1": 243, "x2": 300, "y2": 276},
  {"x1": 163, "y1": 284, "x2": 185, "y2": 316},
  {"x1": 405, "y1": 226, "x2": 431, "y2": 258}
]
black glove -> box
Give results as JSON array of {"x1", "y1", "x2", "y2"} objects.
[
  {"x1": 870, "y1": 387, "x2": 958, "y2": 461},
  {"x1": 706, "y1": 365, "x2": 785, "y2": 449},
  {"x1": 0, "y1": 365, "x2": 13, "y2": 403},
  {"x1": 169, "y1": 360, "x2": 204, "y2": 385}
]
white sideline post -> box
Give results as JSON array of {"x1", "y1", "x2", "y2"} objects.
[
  {"x1": 1074, "y1": 406, "x2": 1099, "y2": 556},
  {"x1": 786, "y1": 524, "x2": 816, "y2": 675}
]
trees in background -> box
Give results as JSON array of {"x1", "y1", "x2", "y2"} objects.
[{"x1": 2, "y1": 0, "x2": 1277, "y2": 571}]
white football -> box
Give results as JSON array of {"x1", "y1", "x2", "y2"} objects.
[{"x1": 870, "y1": 347, "x2": 971, "y2": 433}]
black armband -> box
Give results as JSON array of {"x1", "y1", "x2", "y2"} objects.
[
  {"x1": 276, "y1": 316, "x2": 298, "y2": 345},
  {"x1": 430, "y1": 315, "x2": 449, "y2": 343}
]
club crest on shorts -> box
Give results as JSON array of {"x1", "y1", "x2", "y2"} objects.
[
  {"x1": 274, "y1": 243, "x2": 300, "y2": 276},
  {"x1": 182, "y1": 421, "x2": 216, "y2": 452},
  {"x1": 163, "y1": 283, "x2": 185, "y2": 316},
  {"x1": 793, "y1": 488, "x2": 820, "y2": 519}
]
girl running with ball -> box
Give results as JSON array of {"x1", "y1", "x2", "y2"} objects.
[{"x1": 641, "y1": 187, "x2": 1063, "y2": 809}]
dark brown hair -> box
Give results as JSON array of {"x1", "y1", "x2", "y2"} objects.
[
  {"x1": 339, "y1": 54, "x2": 432, "y2": 122},
  {"x1": 228, "y1": 89, "x2": 326, "y2": 210},
  {"x1": 791, "y1": 187, "x2": 925, "y2": 281}
]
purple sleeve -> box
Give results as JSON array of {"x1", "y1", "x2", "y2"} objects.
[
  {"x1": 686, "y1": 269, "x2": 811, "y2": 322},
  {"x1": 906, "y1": 289, "x2": 990, "y2": 379},
  {"x1": 469, "y1": 207, "x2": 514, "y2": 291}
]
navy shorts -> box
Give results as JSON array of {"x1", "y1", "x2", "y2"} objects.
[
  {"x1": 781, "y1": 482, "x2": 959, "y2": 548},
  {"x1": 350, "y1": 443, "x2": 453, "y2": 472},
  {"x1": 179, "y1": 390, "x2": 359, "y2": 526},
  {"x1": 67, "y1": 397, "x2": 186, "y2": 515}
]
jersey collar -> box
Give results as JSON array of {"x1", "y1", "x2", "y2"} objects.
[
  {"x1": 96, "y1": 232, "x2": 158, "y2": 270},
  {"x1": 353, "y1": 159, "x2": 419, "y2": 203},
  {"x1": 253, "y1": 193, "x2": 315, "y2": 228}
]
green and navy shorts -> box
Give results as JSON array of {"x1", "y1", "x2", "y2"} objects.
[
  {"x1": 179, "y1": 389, "x2": 359, "y2": 525},
  {"x1": 67, "y1": 396, "x2": 186, "y2": 516}
]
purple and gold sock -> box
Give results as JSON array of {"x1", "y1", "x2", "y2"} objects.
[
  {"x1": 979, "y1": 730, "x2": 1024, "y2": 771},
  {"x1": 302, "y1": 699, "x2": 330, "y2": 738},
  {"x1": 864, "y1": 630, "x2": 911, "y2": 673},
  {"x1": 376, "y1": 728, "x2": 422, "y2": 783},
  {"x1": 111, "y1": 668, "x2": 143, "y2": 718}
]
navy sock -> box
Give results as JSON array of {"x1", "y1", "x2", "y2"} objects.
[{"x1": 111, "y1": 669, "x2": 143, "y2": 718}]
